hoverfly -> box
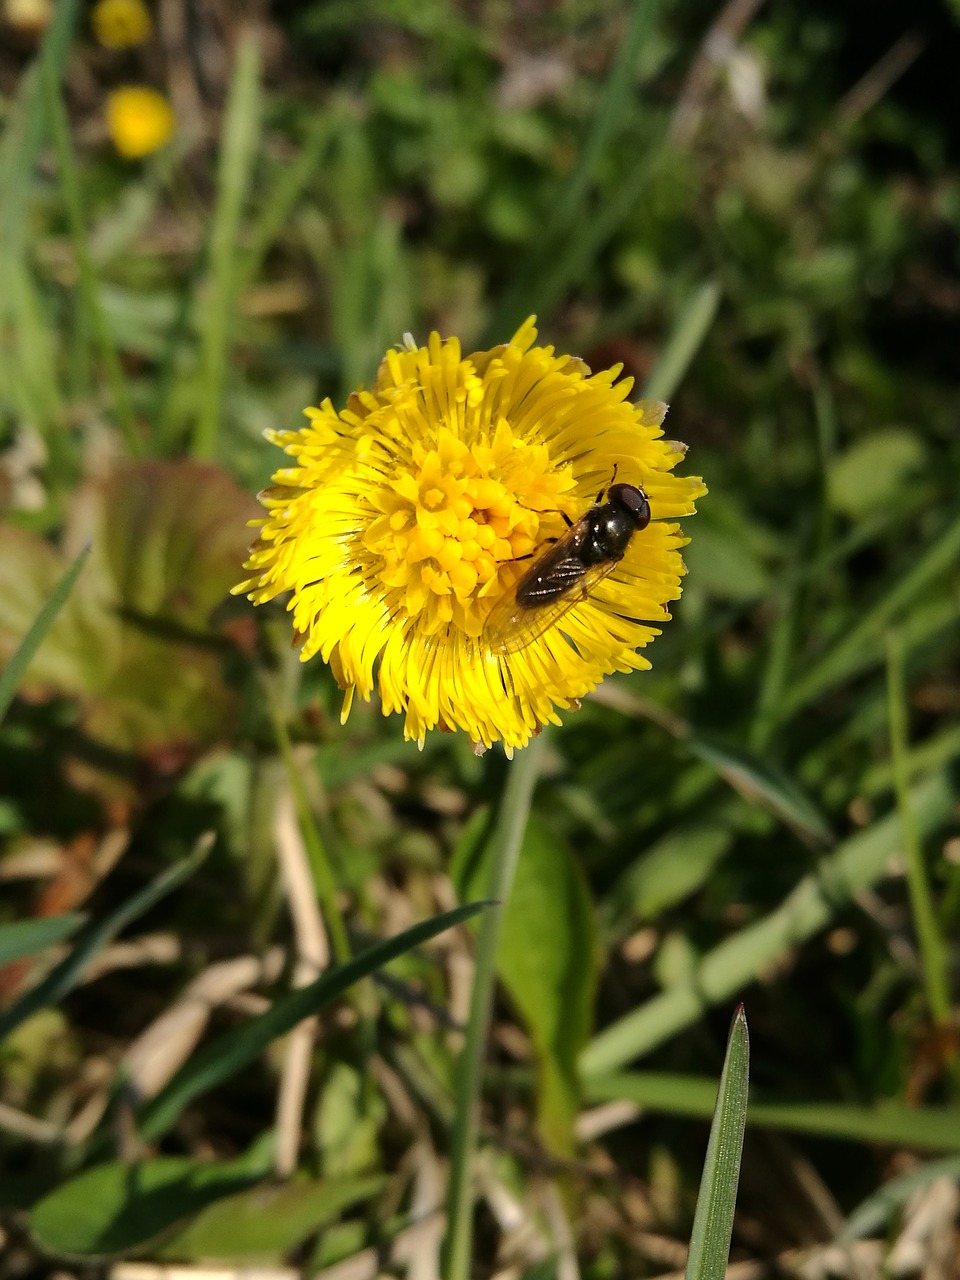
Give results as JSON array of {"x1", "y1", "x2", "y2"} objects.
[{"x1": 484, "y1": 477, "x2": 651, "y2": 655}]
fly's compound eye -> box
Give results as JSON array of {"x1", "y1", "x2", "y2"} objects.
[{"x1": 608, "y1": 482, "x2": 651, "y2": 531}]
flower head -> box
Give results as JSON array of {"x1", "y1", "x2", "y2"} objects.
[
  {"x1": 92, "y1": 0, "x2": 152, "y2": 47},
  {"x1": 106, "y1": 86, "x2": 174, "y2": 159},
  {"x1": 236, "y1": 319, "x2": 705, "y2": 751}
]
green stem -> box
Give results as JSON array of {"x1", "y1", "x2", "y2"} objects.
[
  {"x1": 271, "y1": 708, "x2": 352, "y2": 966},
  {"x1": 443, "y1": 731, "x2": 548, "y2": 1280},
  {"x1": 885, "y1": 629, "x2": 950, "y2": 1025}
]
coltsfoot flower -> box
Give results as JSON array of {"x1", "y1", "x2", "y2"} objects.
[{"x1": 236, "y1": 319, "x2": 705, "y2": 751}]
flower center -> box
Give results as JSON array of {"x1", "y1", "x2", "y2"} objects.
[{"x1": 362, "y1": 425, "x2": 574, "y2": 637}]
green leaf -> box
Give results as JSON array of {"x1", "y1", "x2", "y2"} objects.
[
  {"x1": 0, "y1": 843, "x2": 208, "y2": 1043},
  {"x1": 0, "y1": 543, "x2": 89, "y2": 725},
  {"x1": 138, "y1": 900, "x2": 491, "y2": 1141},
  {"x1": 30, "y1": 1151, "x2": 269, "y2": 1259},
  {"x1": 685, "y1": 1006, "x2": 749, "y2": 1280},
  {"x1": 454, "y1": 814, "x2": 595, "y2": 1156},
  {"x1": 159, "y1": 1174, "x2": 385, "y2": 1263},
  {"x1": 0, "y1": 914, "x2": 85, "y2": 967}
]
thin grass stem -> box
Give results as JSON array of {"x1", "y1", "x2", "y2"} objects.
[
  {"x1": 885, "y1": 628, "x2": 951, "y2": 1026},
  {"x1": 42, "y1": 67, "x2": 140, "y2": 457},
  {"x1": 192, "y1": 31, "x2": 261, "y2": 461},
  {"x1": 442, "y1": 731, "x2": 548, "y2": 1280}
]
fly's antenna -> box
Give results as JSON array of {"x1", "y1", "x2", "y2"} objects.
[{"x1": 597, "y1": 462, "x2": 619, "y2": 504}]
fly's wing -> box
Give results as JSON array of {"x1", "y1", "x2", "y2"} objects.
[{"x1": 483, "y1": 555, "x2": 619, "y2": 655}]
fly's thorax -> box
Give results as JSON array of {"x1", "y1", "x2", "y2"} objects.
[{"x1": 579, "y1": 504, "x2": 636, "y2": 565}]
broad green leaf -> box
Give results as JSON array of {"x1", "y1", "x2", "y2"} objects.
[
  {"x1": 454, "y1": 813, "x2": 595, "y2": 1156},
  {"x1": 0, "y1": 845, "x2": 208, "y2": 1043},
  {"x1": 30, "y1": 1150, "x2": 269, "y2": 1259},
  {"x1": 828, "y1": 428, "x2": 925, "y2": 518},
  {"x1": 315, "y1": 1062, "x2": 387, "y2": 1176},
  {"x1": 680, "y1": 498, "x2": 778, "y2": 603},
  {"x1": 0, "y1": 544, "x2": 89, "y2": 725},
  {"x1": 138, "y1": 900, "x2": 491, "y2": 1141},
  {"x1": 0, "y1": 461, "x2": 257, "y2": 761},
  {"x1": 605, "y1": 824, "x2": 733, "y2": 921},
  {"x1": 0, "y1": 914, "x2": 85, "y2": 967},
  {"x1": 160, "y1": 1174, "x2": 385, "y2": 1263},
  {"x1": 580, "y1": 770, "x2": 953, "y2": 1075},
  {"x1": 103, "y1": 461, "x2": 257, "y2": 631},
  {"x1": 685, "y1": 1006, "x2": 749, "y2": 1280}
]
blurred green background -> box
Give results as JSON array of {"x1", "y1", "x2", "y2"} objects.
[{"x1": 1, "y1": 0, "x2": 959, "y2": 1275}]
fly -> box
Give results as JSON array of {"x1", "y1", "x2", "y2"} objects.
[{"x1": 484, "y1": 479, "x2": 651, "y2": 655}]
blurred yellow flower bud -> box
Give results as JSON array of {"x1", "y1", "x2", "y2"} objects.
[
  {"x1": 106, "y1": 86, "x2": 175, "y2": 159},
  {"x1": 92, "y1": 0, "x2": 152, "y2": 48}
]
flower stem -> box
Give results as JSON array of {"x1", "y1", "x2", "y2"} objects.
[{"x1": 443, "y1": 731, "x2": 548, "y2": 1280}]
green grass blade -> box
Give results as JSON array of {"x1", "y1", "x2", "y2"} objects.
[
  {"x1": 579, "y1": 769, "x2": 953, "y2": 1075},
  {"x1": 535, "y1": 0, "x2": 662, "y2": 243},
  {"x1": 0, "y1": 543, "x2": 90, "y2": 725},
  {"x1": 643, "y1": 279, "x2": 722, "y2": 402},
  {"x1": 137, "y1": 899, "x2": 492, "y2": 1141},
  {"x1": 486, "y1": 0, "x2": 666, "y2": 336},
  {"x1": 0, "y1": 0, "x2": 81, "y2": 253},
  {"x1": 7, "y1": 259, "x2": 66, "y2": 458},
  {"x1": 0, "y1": 914, "x2": 85, "y2": 967},
  {"x1": 238, "y1": 111, "x2": 337, "y2": 290},
  {"x1": 0, "y1": 841, "x2": 209, "y2": 1043},
  {"x1": 775, "y1": 509, "x2": 960, "y2": 722},
  {"x1": 42, "y1": 69, "x2": 139, "y2": 456},
  {"x1": 585, "y1": 1072, "x2": 960, "y2": 1152},
  {"x1": 886, "y1": 628, "x2": 951, "y2": 1024},
  {"x1": 687, "y1": 733, "x2": 833, "y2": 847},
  {"x1": 685, "y1": 1005, "x2": 749, "y2": 1280},
  {"x1": 193, "y1": 31, "x2": 262, "y2": 460},
  {"x1": 838, "y1": 1156, "x2": 960, "y2": 1241}
]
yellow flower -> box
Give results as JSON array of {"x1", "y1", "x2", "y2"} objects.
[
  {"x1": 236, "y1": 319, "x2": 706, "y2": 752},
  {"x1": 106, "y1": 86, "x2": 174, "y2": 159},
  {"x1": 91, "y1": 0, "x2": 152, "y2": 47}
]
